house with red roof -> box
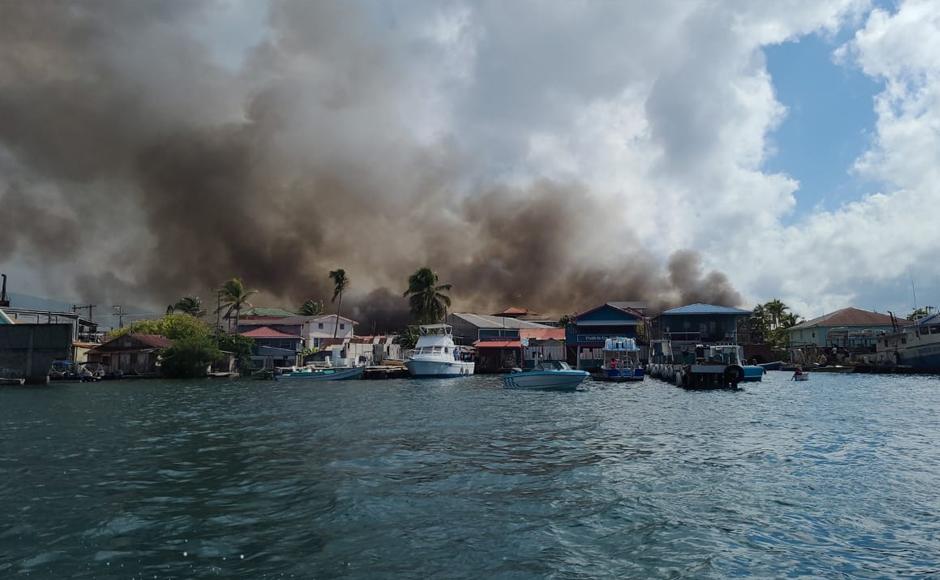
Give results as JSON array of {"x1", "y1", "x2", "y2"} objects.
[
  {"x1": 239, "y1": 326, "x2": 304, "y2": 369},
  {"x1": 86, "y1": 333, "x2": 173, "y2": 376}
]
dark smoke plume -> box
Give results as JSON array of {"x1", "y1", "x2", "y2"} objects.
[{"x1": 0, "y1": 1, "x2": 742, "y2": 331}]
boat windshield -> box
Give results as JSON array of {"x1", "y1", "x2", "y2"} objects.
[{"x1": 536, "y1": 360, "x2": 571, "y2": 371}]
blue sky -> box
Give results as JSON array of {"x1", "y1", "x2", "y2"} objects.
[{"x1": 764, "y1": 32, "x2": 881, "y2": 220}]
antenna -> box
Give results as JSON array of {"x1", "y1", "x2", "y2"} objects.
[{"x1": 910, "y1": 270, "x2": 918, "y2": 311}]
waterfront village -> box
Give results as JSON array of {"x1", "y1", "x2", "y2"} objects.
[{"x1": 0, "y1": 268, "x2": 936, "y2": 388}]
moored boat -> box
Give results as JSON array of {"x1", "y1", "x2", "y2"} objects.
[
  {"x1": 405, "y1": 324, "x2": 475, "y2": 377},
  {"x1": 875, "y1": 312, "x2": 940, "y2": 372},
  {"x1": 592, "y1": 337, "x2": 644, "y2": 382},
  {"x1": 275, "y1": 366, "x2": 364, "y2": 381},
  {"x1": 503, "y1": 361, "x2": 589, "y2": 391}
]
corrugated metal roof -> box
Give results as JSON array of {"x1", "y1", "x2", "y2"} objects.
[
  {"x1": 473, "y1": 340, "x2": 522, "y2": 348},
  {"x1": 240, "y1": 326, "x2": 303, "y2": 339},
  {"x1": 242, "y1": 307, "x2": 297, "y2": 318},
  {"x1": 520, "y1": 328, "x2": 566, "y2": 341},
  {"x1": 660, "y1": 303, "x2": 751, "y2": 316},
  {"x1": 790, "y1": 307, "x2": 909, "y2": 330},
  {"x1": 450, "y1": 313, "x2": 551, "y2": 329}
]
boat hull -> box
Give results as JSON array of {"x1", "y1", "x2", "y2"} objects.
[
  {"x1": 592, "y1": 368, "x2": 644, "y2": 382},
  {"x1": 741, "y1": 365, "x2": 765, "y2": 382},
  {"x1": 405, "y1": 359, "x2": 475, "y2": 377},
  {"x1": 275, "y1": 367, "x2": 364, "y2": 381},
  {"x1": 503, "y1": 370, "x2": 589, "y2": 391}
]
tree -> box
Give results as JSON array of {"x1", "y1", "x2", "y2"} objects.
[
  {"x1": 558, "y1": 314, "x2": 574, "y2": 327},
  {"x1": 298, "y1": 299, "x2": 324, "y2": 316},
  {"x1": 751, "y1": 299, "x2": 801, "y2": 351},
  {"x1": 329, "y1": 269, "x2": 349, "y2": 338},
  {"x1": 160, "y1": 335, "x2": 223, "y2": 378},
  {"x1": 108, "y1": 313, "x2": 212, "y2": 341},
  {"x1": 403, "y1": 267, "x2": 452, "y2": 325},
  {"x1": 215, "y1": 331, "x2": 255, "y2": 372},
  {"x1": 397, "y1": 326, "x2": 420, "y2": 350},
  {"x1": 217, "y1": 278, "x2": 257, "y2": 332},
  {"x1": 168, "y1": 296, "x2": 205, "y2": 317}
]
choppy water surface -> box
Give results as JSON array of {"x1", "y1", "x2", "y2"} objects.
[{"x1": 2, "y1": 372, "x2": 940, "y2": 578}]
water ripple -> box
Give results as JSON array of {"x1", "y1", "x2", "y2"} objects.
[{"x1": 1, "y1": 372, "x2": 939, "y2": 578}]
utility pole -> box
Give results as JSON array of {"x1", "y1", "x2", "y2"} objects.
[
  {"x1": 216, "y1": 290, "x2": 223, "y2": 347},
  {"x1": 0, "y1": 273, "x2": 9, "y2": 307},
  {"x1": 112, "y1": 305, "x2": 126, "y2": 328},
  {"x1": 72, "y1": 304, "x2": 96, "y2": 322}
]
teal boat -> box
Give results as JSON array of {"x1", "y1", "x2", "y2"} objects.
[{"x1": 274, "y1": 366, "x2": 364, "y2": 381}]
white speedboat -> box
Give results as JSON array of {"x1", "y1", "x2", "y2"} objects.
[
  {"x1": 503, "y1": 361, "x2": 589, "y2": 391},
  {"x1": 405, "y1": 324, "x2": 475, "y2": 377}
]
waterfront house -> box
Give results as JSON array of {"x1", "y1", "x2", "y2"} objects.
[
  {"x1": 86, "y1": 333, "x2": 172, "y2": 376},
  {"x1": 653, "y1": 303, "x2": 751, "y2": 345},
  {"x1": 521, "y1": 327, "x2": 566, "y2": 368},
  {"x1": 566, "y1": 302, "x2": 646, "y2": 370},
  {"x1": 238, "y1": 313, "x2": 357, "y2": 351},
  {"x1": 240, "y1": 326, "x2": 303, "y2": 368},
  {"x1": 786, "y1": 307, "x2": 909, "y2": 351},
  {"x1": 448, "y1": 312, "x2": 556, "y2": 373}
]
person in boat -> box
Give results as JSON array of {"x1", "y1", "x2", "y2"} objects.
[
  {"x1": 610, "y1": 358, "x2": 618, "y2": 369},
  {"x1": 792, "y1": 366, "x2": 804, "y2": 380}
]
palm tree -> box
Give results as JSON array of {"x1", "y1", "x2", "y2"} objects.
[
  {"x1": 298, "y1": 299, "x2": 324, "y2": 316},
  {"x1": 329, "y1": 269, "x2": 349, "y2": 338},
  {"x1": 765, "y1": 299, "x2": 788, "y2": 330},
  {"x1": 217, "y1": 278, "x2": 257, "y2": 332},
  {"x1": 170, "y1": 296, "x2": 205, "y2": 317},
  {"x1": 403, "y1": 267, "x2": 452, "y2": 325}
]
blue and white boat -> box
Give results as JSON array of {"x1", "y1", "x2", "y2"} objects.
[
  {"x1": 592, "y1": 337, "x2": 644, "y2": 382},
  {"x1": 275, "y1": 366, "x2": 364, "y2": 381},
  {"x1": 503, "y1": 361, "x2": 589, "y2": 391}
]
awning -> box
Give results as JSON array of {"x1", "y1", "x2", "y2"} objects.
[{"x1": 473, "y1": 340, "x2": 522, "y2": 349}]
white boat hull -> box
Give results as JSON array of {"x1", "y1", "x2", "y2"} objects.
[
  {"x1": 503, "y1": 370, "x2": 589, "y2": 391},
  {"x1": 405, "y1": 359, "x2": 475, "y2": 377}
]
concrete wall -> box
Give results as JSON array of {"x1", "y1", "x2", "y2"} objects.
[{"x1": 0, "y1": 324, "x2": 73, "y2": 384}]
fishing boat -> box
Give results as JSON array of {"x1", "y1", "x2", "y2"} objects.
[
  {"x1": 875, "y1": 312, "x2": 940, "y2": 371},
  {"x1": 274, "y1": 366, "x2": 364, "y2": 381},
  {"x1": 503, "y1": 361, "x2": 589, "y2": 391},
  {"x1": 592, "y1": 337, "x2": 644, "y2": 382},
  {"x1": 792, "y1": 373, "x2": 809, "y2": 381},
  {"x1": 405, "y1": 324, "x2": 475, "y2": 377}
]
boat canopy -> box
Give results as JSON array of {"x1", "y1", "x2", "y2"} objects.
[
  {"x1": 418, "y1": 324, "x2": 453, "y2": 335},
  {"x1": 603, "y1": 337, "x2": 639, "y2": 352}
]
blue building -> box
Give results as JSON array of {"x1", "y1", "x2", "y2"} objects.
[
  {"x1": 654, "y1": 303, "x2": 751, "y2": 345},
  {"x1": 566, "y1": 302, "x2": 646, "y2": 370}
]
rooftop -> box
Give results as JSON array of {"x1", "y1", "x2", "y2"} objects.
[
  {"x1": 520, "y1": 328, "x2": 566, "y2": 341},
  {"x1": 450, "y1": 312, "x2": 552, "y2": 329},
  {"x1": 660, "y1": 303, "x2": 751, "y2": 316},
  {"x1": 241, "y1": 307, "x2": 297, "y2": 318},
  {"x1": 240, "y1": 326, "x2": 303, "y2": 340},
  {"x1": 790, "y1": 307, "x2": 910, "y2": 330}
]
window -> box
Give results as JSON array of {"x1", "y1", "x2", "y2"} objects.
[
  {"x1": 318, "y1": 323, "x2": 324, "y2": 329},
  {"x1": 340, "y1": 323, "x2": 345, "y2": 330}
]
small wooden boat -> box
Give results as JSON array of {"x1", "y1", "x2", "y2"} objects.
[
  {"x1": 503, "y1": 361, "x2": 589, "y2": 391},
  {"x1": 275, "y1": 366, "x2": 364, "y2": 381}
]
